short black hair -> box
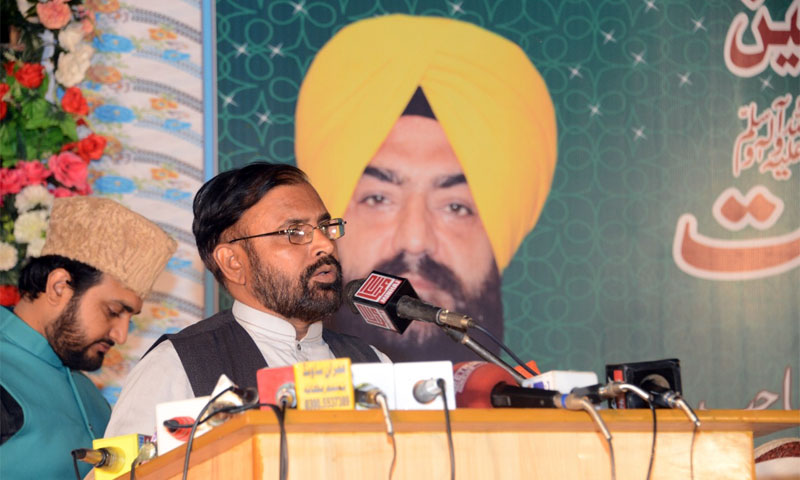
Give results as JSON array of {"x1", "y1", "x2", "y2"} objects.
[
  {"x1": 18, "y1": 255, "x2": 104, "y2": 301},
  {"x1": 192, "y1": 162, "x2": 309, "y2": 284}
]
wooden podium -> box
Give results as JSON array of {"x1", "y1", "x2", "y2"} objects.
[{"x1": 124, "y1": 409, "x2": 799, "y2": 479}]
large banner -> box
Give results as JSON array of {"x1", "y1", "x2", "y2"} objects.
[
  {"x1": 83, "y1": 0, "x2": 207, "y2": 403},
  {"x1": 214, "y1": 0, "x2": 798, "y2": 415}
]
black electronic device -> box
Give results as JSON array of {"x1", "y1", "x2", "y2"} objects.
[{"x1": 605, "y1": 358, "x2": 682, "y2": 409}]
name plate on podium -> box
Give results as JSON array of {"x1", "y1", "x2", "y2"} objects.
[{"x1": 294, "y1": 358, "x2": 354, "y2": 410}]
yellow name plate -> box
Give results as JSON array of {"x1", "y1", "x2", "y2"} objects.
[{"x1": 294, "y1": 358, "x2": 354, "y2": 410}]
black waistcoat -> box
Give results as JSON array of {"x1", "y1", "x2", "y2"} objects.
[{"x1": 146, "y1": 309, "x2": 380, "y2": 396}]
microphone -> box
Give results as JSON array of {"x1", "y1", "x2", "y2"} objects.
[
  {"x1": 453, "y1": 363, "x2": 613, "y2": 440},
  {"x1": 72, "y1": 433, "x2": 153, "y2": 480},
  {"x1": 354, "y1": 383, "x2": 386, "y2": 408},
  {"x1": 205, "y1": 386, "x2": 259, "y2": 427},
  {"x1": 72, "y1": 447, "x2": 123, "y2": 470},
  {"x1": 491, "y1": 383, "x2": 575, "y2": 409},
  {"x1": 346, "y1": 272, "x2": 474, "y2": 333},
  {"x1": 257, "y1": 366, "x2": 297, "y2": 408},
  {"x1": 454, "y1": 361, "x2": 586, "y2": 409},
  {"x1": 640, "y1": 375, "x2": 701, "y2": 427},
  {"x1": 453, "y1": 361, "x2": 519, "y2": 408},
  {"x1": 354, "y1": 383, "x2": 395, "y2": 436},
  {"x1": 570, "y1": 381, "x2": 654, "y2": 409},
  {"x1": 442, "y1": 326, "x2": 526, "y2": 383},
  {"x1": 569, "y1": 382, "x2": 628, "y2": 404},
  {"x1": 413, "y1": 378, "x2": 442, "y2": 404},
  {"x1": 639, "y1": 374, "x2": 680, "y2": 408}
]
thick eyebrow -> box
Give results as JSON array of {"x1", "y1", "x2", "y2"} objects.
[
  {"x1": 281, "y1": 212, "x2": 331, "y2": 228},
  {"x1": 110, "y1": 300, "x2": 136, "y2": 314},
  {"x1": 363, "y1": 167, "x2": 466, "y2": 189},
  {"x1": 437, "y1": 174, "x2": 467, "y2": 189},
  {"x1": 363, "y1": 167, "x2": 403, "y2": 185}
]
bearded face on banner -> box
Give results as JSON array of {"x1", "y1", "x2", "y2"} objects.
[{"x1": 295, "y1": 15, "x2": 557, "y2": 362}]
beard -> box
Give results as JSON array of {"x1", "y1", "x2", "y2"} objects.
[
  {"x1": 247, "y1": 245, "x2": 343, "y2": 323},
  {"x1": 330, "y1": 252, "x2": 503, "y2": 362},
  {"x1": 46, "y1": 294, "x2": 113, "y2": 371}
]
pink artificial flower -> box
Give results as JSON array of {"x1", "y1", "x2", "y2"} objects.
[
  {"x1": 37, "y1": 0, "x2": 72, "y2": 30},
  {"x1": 51, "y1": 186, "x2": 76, "y2": 198},
  {"x1": 48, "y1": 151, "x2": 88, "y2": 189},
  {"x1": 15, "y1": 161, "x2": 52, "y2": 186},
  {"x1": 79, "y1": 12, "x2": 95, "y2": 34},
  {"x1": 74, "y1": 182, "x2": 92, "y2": 195},
  {"x1": 0, "y1": 168, "x2": 26, "y2": 195}
]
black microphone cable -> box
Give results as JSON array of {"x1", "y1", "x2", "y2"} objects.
[
  {"x1": 70, "y1": 449, "x2": 82, "y2": 480},
  {"x1": 165, "y1": 395, "x2": 289, "y2": 480},
  {"x1": 180, "y1": 386, "x2": 233, "y2": 480},
  {"x1": 470, "y1": 324, "x2": 538, "y2": 377},
  {"x1": 258, "y1": 400, "x2": 289, "y2": 480},
  {"x1": 645, "y1": 400, "x2": 656, "y2": 480},
  {"x1": 173, "y1": 386, "x2": 259, "y2": 480},
  {"x1": 436, "y1": 378, "x2": 455, "y2": 480}
]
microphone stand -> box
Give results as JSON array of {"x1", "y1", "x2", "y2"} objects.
[{"x1": 440, "y1": 325, "x2": 526, "y2": 384}]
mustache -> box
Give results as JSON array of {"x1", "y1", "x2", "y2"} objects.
[
  {"x1": 81, "y1": 338, "x2": 115, "y2": 355},
  {"x1": 302, "y1": 255, "x2": 342, "y2": 284},
  {"x1": 374, "y1": 252, "x2": 463, "y2": 297}
]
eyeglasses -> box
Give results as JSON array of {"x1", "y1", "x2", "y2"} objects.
[{"x1": 229, "y1": 218, "x2": 346, "y2": 245}]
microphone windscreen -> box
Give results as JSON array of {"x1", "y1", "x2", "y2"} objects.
[{"x1": 453, "y1": 361, "x2": 519, "y2": 408}]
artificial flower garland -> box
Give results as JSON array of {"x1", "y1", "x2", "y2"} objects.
[{"x1": 0, "y1": 0, "x2": 106, "y2": 305}]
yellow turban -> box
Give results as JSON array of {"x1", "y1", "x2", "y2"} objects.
[{"x1": 296, "y1": 15, "x2": 557, "y2": 272}]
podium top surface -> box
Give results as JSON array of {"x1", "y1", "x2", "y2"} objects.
[
  {"x1": 123, "y1": 409, "x2": 799, "y2": 480},
  {"x1": 194, "y1": 408, "x2": 800, "y2": 437}
]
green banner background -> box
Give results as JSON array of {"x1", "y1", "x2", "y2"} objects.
[{"x1": 214, "y1": 0, "x2": 799, "y2": 416}]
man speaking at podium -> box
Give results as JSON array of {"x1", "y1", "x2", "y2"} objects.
[
  {"x1": 0, "y1": 197, "x2": 176, "y2": 479},
  {"x1": 295, "y1": 15, "x2": 558, "y2": 363},
  {"x1": 106, "y1": 163, "x2": 389, "y2": 437}
]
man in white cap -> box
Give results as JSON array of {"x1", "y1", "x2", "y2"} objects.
[{"x1": 0, "y1": 197, "x2": 176, "y2": 479}]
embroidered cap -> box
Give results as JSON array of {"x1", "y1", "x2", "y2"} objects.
[{"x1": 41, "y1": 196, "x2": 177, "y2": 299}]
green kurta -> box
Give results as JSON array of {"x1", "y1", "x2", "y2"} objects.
[{"x1": 0, "y1": 307, "x2": 110, "y2": 478}]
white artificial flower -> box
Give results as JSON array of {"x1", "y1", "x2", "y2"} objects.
[
  {"x1": 13, "y1": 210, "x2": 49, "y2": 244},
  {"x1": 0, "y1": 242, "x2": 19, "y2": 271},
  {"x1": 14, "y1": 185, "x2": 54, "y2": 213},
  {"x1": 58, "y1": 22, "x2": 84, "y2": 52},
  {"x1": 54, "y1": 44, "x2": 94, "y2": 88},
  {"x1": 26, "y1": 237, "x2": 46, "y2": 258},
  {"x1": 74, "y1": 43, "x2": 95, "y2": 62}
]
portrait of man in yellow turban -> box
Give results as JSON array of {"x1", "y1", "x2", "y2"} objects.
[{"x1": 296, "y1": 14, "x2": 557, "y2": 362}]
